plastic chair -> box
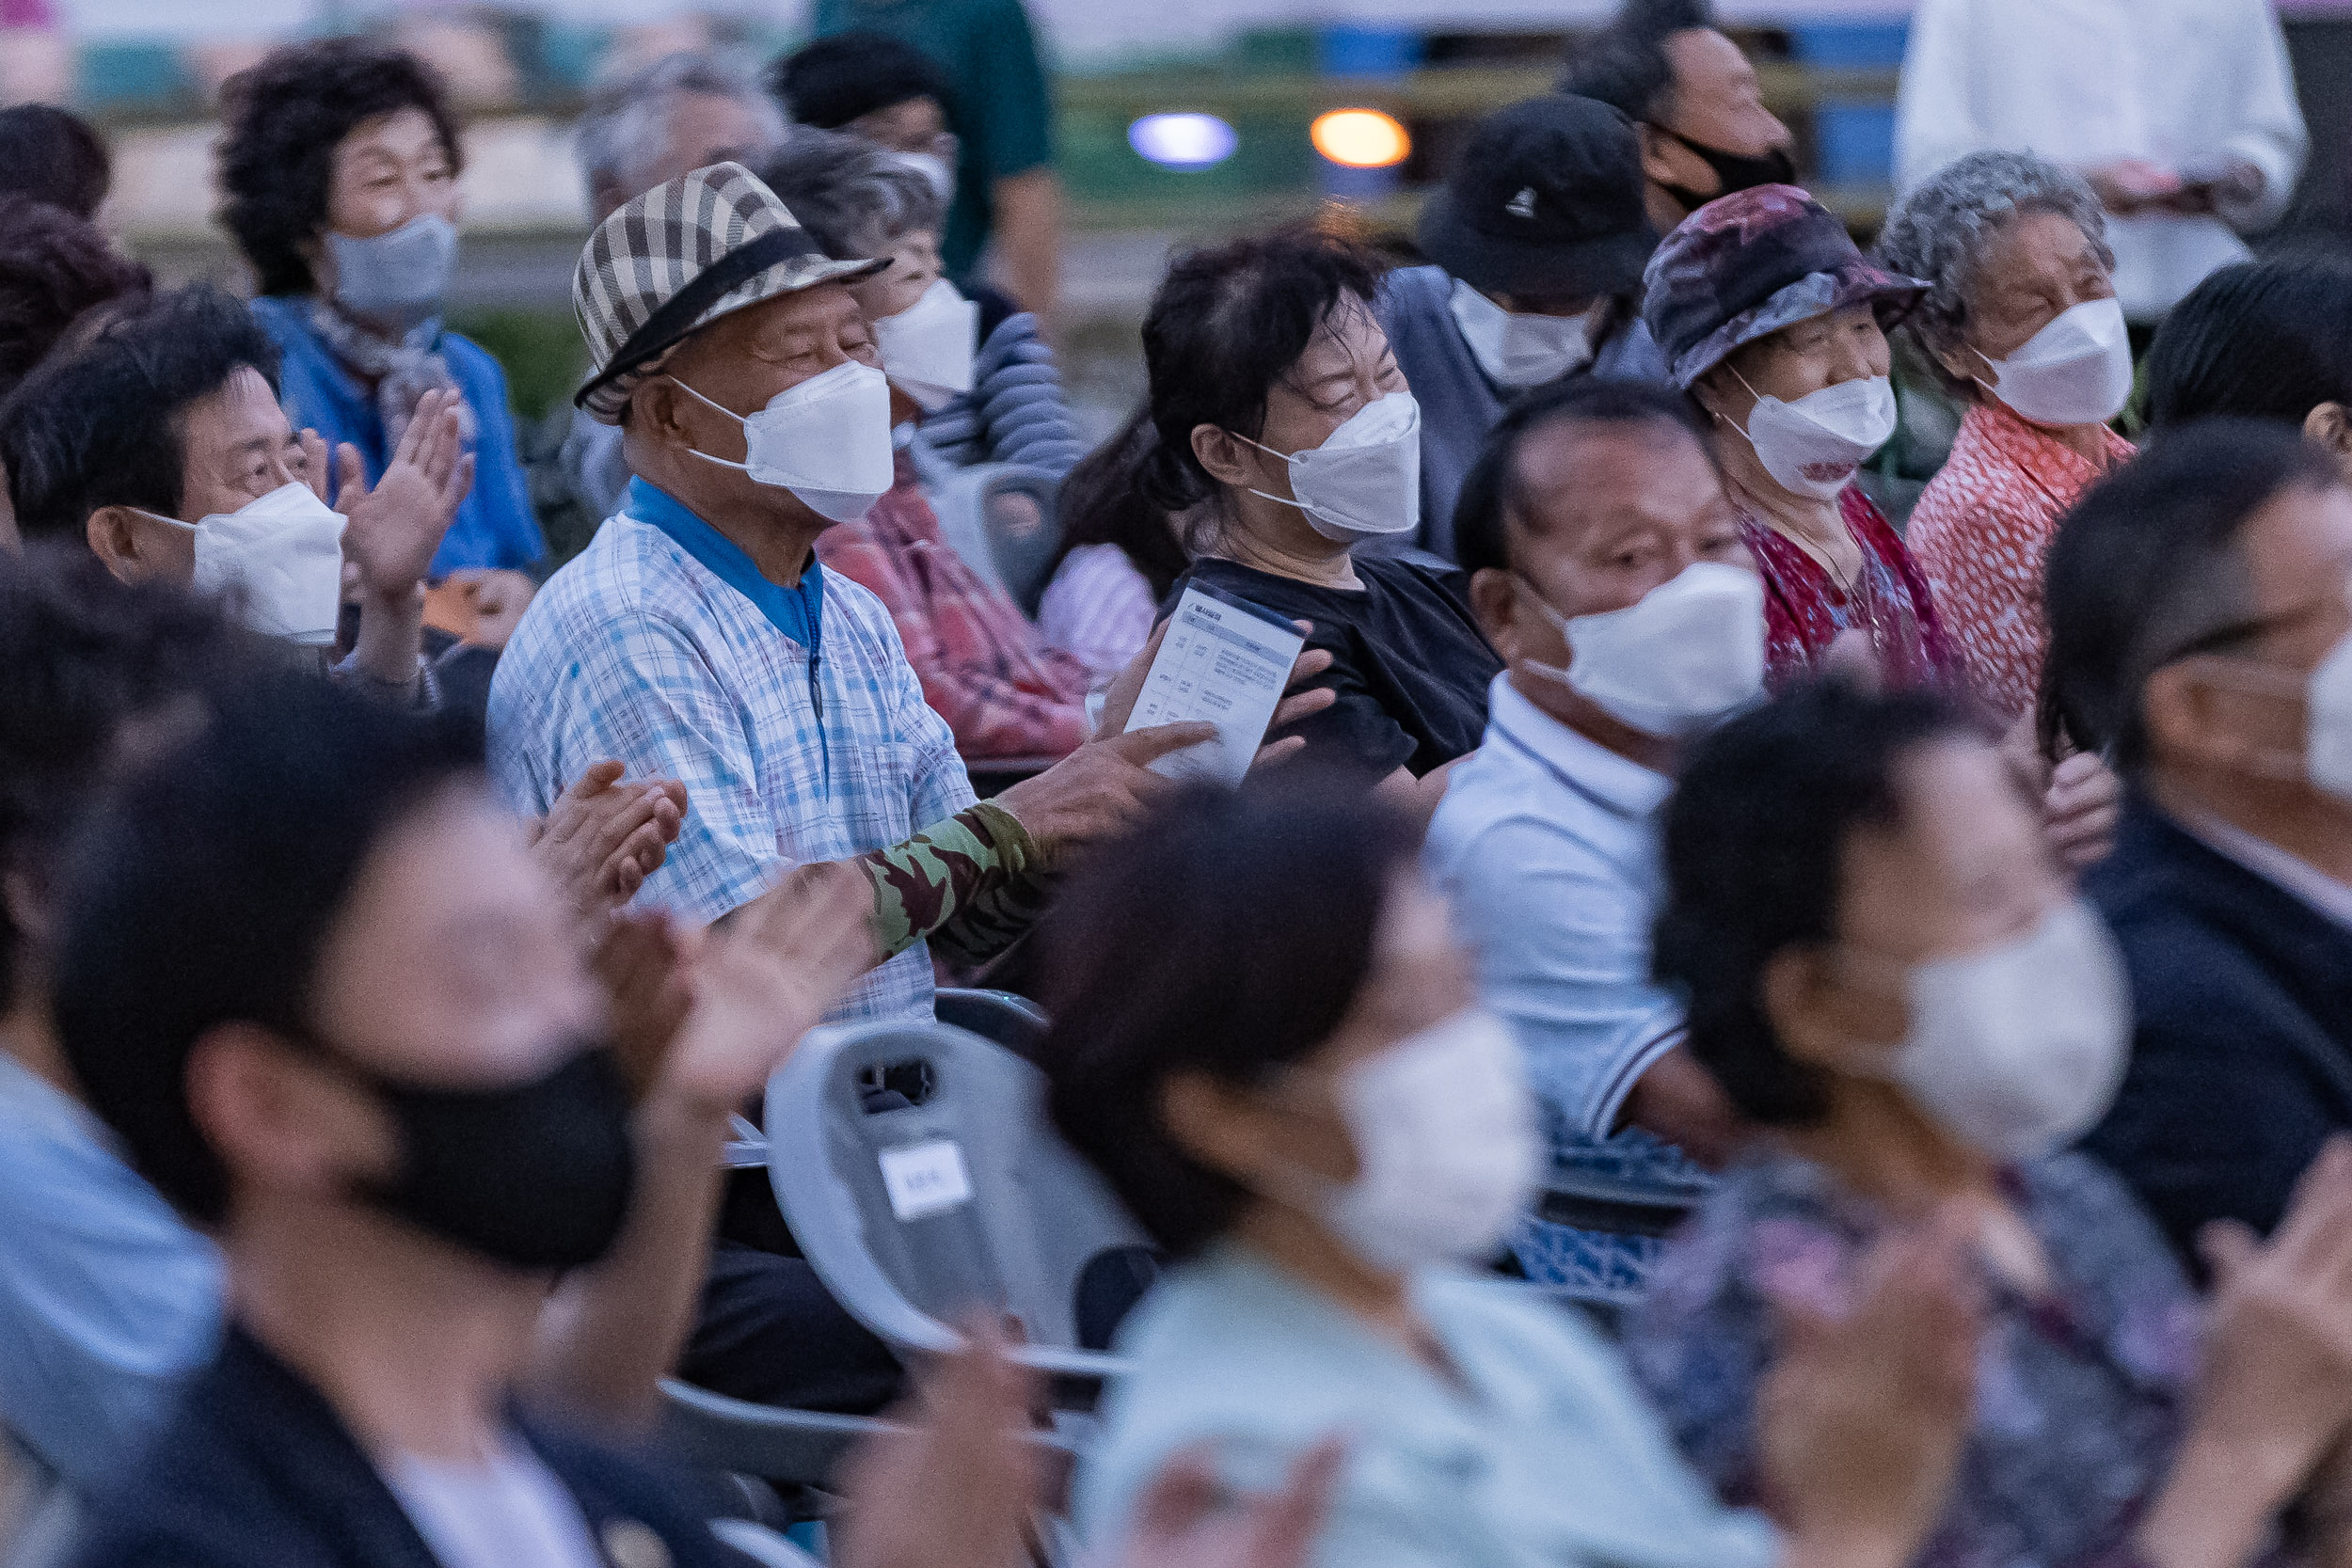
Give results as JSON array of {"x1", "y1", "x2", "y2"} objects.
[
  {"x1": 763, "y1": 1019, "x2": 1147, "y2": 1378},
  {"x1": 920, "y1": 461, "x2": 1064, "y2": 611},
  {"x1": 932, "y1": 988, "x2": 1049, "y2": 1057},
  {"x1": 659, "y1": 1379, "x2": 892, "y2": 1499},
  {"x1": 710, "y1": 1519, "x2": 825, "y2": 1568},
  {"x1": 1533, "y1": 1165, "x2": 1706, "y2": 1241}
]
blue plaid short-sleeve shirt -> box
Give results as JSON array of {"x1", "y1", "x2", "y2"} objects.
[{"x1": 488, "y1": 487, "x2": 975, "y2": 1023}]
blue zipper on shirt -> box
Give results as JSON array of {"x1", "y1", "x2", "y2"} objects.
[{"x1": 623, "y1": 477, "x2": 832, "y2": 794}]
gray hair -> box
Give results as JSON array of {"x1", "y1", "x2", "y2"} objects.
[
  {"x1": 755, "y1": 126, "x2": 945, "y2": 261},
  {"x1": 1874, "y1": 150, "x2": 2114, "y2": 398},
  {"x1": 574, "y1": 51, "x2": 787, "y2": 204}
]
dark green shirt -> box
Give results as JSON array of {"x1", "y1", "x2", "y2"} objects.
[{"x1": 814, "y1": 0, "x2": 1057, "y2": 278}]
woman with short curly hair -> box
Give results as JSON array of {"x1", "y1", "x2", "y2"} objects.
[
  {"x1": 1875, "y1": 150, "x2": 2135, "y2": 721},
  {"x1": 216, "y1": 38, "x2": 545, "y2": 589}
]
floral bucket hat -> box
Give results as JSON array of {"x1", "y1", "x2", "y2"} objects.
[{"x1": 1641, "y1": 183, "x2": 1929, "y2": 389}]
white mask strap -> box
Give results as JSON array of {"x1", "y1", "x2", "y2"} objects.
[
  {"x1": 668, "y1": 375, "x2": 755, "y2": 474},
  {"x1": 1224, "y1": 428, "x2": 1312, "y2": 514},
  {"x1": 133, "y1": 508, "x2": 199, "y2": 533}
]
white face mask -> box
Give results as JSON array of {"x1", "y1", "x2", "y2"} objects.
[
  {"x1": 150, "y1": 481, "x2": 348, "y2": 645},
  {"x1": 674, "y1": 361, "x2": 896, "y2": 524},
  {"x1": 890, "y1": 150, "x2": 956, "y2": 204},
  {"x1": 1872, "y1": 899, "x2": 2132, "y2": 1163},
  {"x1": 1978, "y1": 297, "x2": 2134, "y2": 428},
  {"x1": 1301, "y1": 1008, "x2": 1541, "y2": 1275},
  {"x1": 1238, "y1": 390, "x2": 1422, "y2": 545},
  {"x1": 326, "y1": 213, "x2": 458, "y2": 329},
  {"x1": 1446, "y1": 277, "x2": 1596, "y2": 388},
  {"x1": 874, "y1": 277, "x2": 978, "y2": 413},
  {"x1": 1519, "y1": 562, "x2": 1767, "y2": 737},
  {"x1": 1727, "y1": 372, "x2": 1897, "y2": 500},
  {"x1": 2300, "y1": 631, "x2": 2352, "y2": 803}
]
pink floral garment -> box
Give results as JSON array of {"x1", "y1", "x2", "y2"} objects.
[
  {"x1": 1740, "y1": 486, "x2": 1957, "y2": 692},
  {"x1": 1905, "y1": 400, "x2": 2136, "y2": 721}
]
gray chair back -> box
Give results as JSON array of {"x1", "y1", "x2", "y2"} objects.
[{"x1": 765, "y1": 1019, "x2": 1145, "y2": 1374}]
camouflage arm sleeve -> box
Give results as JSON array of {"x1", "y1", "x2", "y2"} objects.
[{"x1": 856, "y1": 801, "x2": 1054, "y2": 967}]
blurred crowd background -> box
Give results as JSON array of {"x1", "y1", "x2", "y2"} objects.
[{"x1": 10, "y1": 0, "x2": 2352, "y2": 524}]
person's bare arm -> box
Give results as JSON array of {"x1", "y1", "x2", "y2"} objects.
[
  {"x1": 991, "y1": 169, "x2": 1062, "y2": 335},
  {"x1": 1619, "y1": 1044, "x2": 1745, "y2": 1170},
  {"x1": 1375, "y1": 755, "x2": 1470, "y2": 828},
  {"x1": 523, "y1": 862, "x2": 879, "y2": 1431}
]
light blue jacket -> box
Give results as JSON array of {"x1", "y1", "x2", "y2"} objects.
[{"x1": 1078, "y1": 1243, "x2": 1778, "y2": 1568}]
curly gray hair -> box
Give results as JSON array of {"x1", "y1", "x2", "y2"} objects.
[
  {"x1": 1874, "y1": 150, "x2": 2113, "y2": 398},
  {"x1": 754, "y1": 126, "x2": 946, "y2": 262}
]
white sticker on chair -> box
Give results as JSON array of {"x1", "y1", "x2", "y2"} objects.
[{"x1": 878, "y1": 1138, "x2": 975, "y2": 1221}]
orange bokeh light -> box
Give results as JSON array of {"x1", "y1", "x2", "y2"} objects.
[{"x1": 1311, "y1": 108, "x2": 1410, "y2": 169}]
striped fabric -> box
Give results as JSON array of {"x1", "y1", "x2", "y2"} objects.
[
  {"x1": 914, "y1": 309, "x2": 1088, "y2": 479},
  {"x1": 572, "y1": 161, "x2": 882, "y2": 423}
]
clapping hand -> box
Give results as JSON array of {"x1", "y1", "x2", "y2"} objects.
[
  {"x1": 328, "y1": 387, "x2": 474, "y2": 603},
  {"x1": 530, "y1": 760, "x2": 688, "y2": 925},
  {"x1": 1758, "y1": 1203, "x2": 1980, "y2": 1568},
  {"x1": 1116, "y1": 1438, "x2": 1344, "y2": 1568},
  {"x1": 646, "y1": 860, "x2": 881, "y2": 1116},
  {"x1": 2191, "y1": 1140, "x2": 2352, "y2": 1497}
]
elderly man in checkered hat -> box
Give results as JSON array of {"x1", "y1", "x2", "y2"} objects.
[
  {"x1": 487, "y1": 162, "x2": 1312, "y2": 1409},
  {"x1": 489, "y1": 163, "x2": 1269, "y2": 1023}
]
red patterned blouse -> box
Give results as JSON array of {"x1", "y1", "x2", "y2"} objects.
[
  {"x1": 1905, "y1": 400, "x2": 2136, "y2": 721},
  {"x1": 1739, "y1": 484, "x2": 1957, "y2": 692}
]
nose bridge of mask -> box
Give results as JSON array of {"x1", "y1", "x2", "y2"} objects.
[{"x1": 2007, "y1": 296, "x2": 2124, "y2": 366}]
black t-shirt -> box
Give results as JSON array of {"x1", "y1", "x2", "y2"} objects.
[{"x1": 1171, "y1": 555, "x2": 1502, "y2": 778}]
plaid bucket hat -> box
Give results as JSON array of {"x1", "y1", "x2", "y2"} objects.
[
  {"x1": 572, "y1": 161, "x2": 887, "y2": 423},
  {"x1": 1641, "y1": 184, "x2": 1929, "y2": 389}
]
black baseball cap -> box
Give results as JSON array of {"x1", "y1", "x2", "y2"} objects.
[{"x1": 1417, "y1": 94, "x2": 1658, "y2": 300}]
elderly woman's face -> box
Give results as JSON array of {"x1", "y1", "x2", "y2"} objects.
[
  {"x1": 324, "y1": 107, "x2": 459, "y2": 242},
  {"x1": 1765, "y1": 734, "x2": 2062, "y2": 1081},
  {"x1": 1948, "y1": 208, "x2": 2115, "y2": 379},
  {"x1": 1241, "y1": 297, "x2": 1406, "y2": 465},
  {"x1": 1699, "y1": 301, "x2": 1890, "y2": 428},
  {"x1": 849, "y1": 229, "x2": 946, "y2": 323}
]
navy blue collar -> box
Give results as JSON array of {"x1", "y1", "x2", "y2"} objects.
[{"x1": 625, "y1": 476, "x2": 822, "y2": 650}]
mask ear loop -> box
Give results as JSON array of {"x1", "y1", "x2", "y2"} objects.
[
  {"x1": 1225, "y1": 429, "x2": 1312, "y2": 515},
  {"x1": 1509, "y1": 573, "x2": 1584, "y2": 689},
  {"x1": 1705, "y1": 363, "x2": 1769, "y2": 452},
  {"x1": 667, "y1": 375, "x2": 755, "y2": 474},
  {"x1": 2174, "y1": 654, "x2": 2318, "y2": 784}
]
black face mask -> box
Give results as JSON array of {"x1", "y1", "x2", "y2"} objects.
[
  {"x1": 1651, "y1": 125, "x2": 1798, "y2": 214},
  {"x1": 323, "y1": 1038, "x2": 639, "y2": 1273}
]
